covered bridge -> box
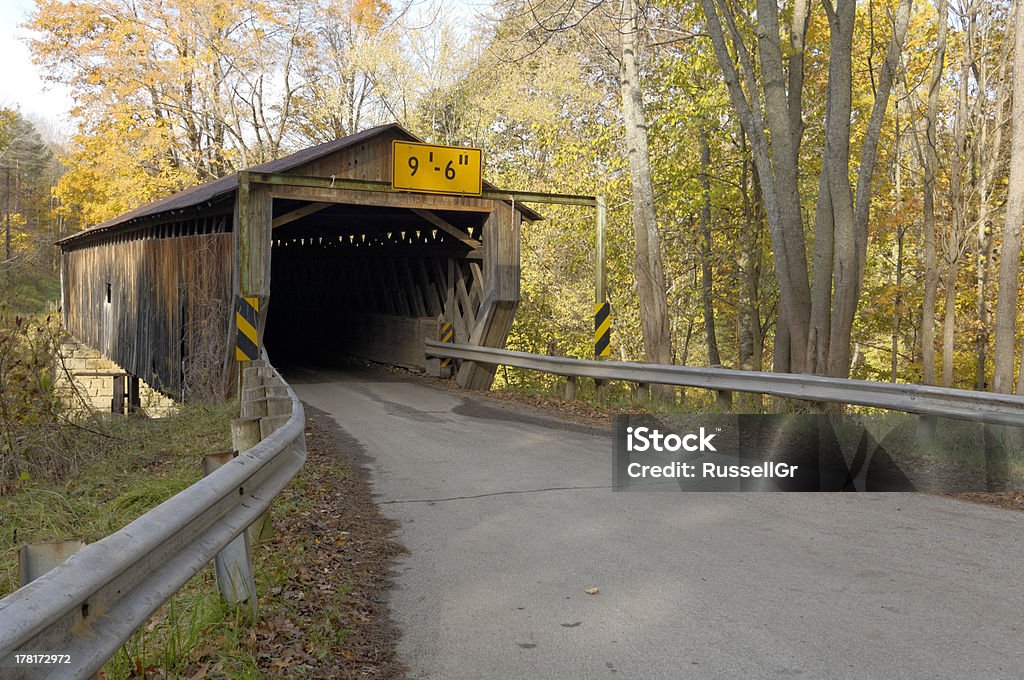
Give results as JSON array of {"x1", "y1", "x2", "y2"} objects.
[{"x1": 56, "y1": 124, "x2": 541, "y2": 399}]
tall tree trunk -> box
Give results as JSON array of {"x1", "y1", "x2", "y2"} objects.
[
  {"x1": 972, "y1": 3, "x2": 1009, "y2": 390},
  {"x1": 944, "y1": 1, "x2": 977, "y2": 387},
  {"x1": 698, "y1": 0, "x2": 811, "y2": 373},
  {"x1": 809, "y1": 138, "x2": 836, "y2": 375},
  {"x1": 921, "y1": 0, "x2": 947, "y2": 385},
  {"x1": 4, "y1": 166, "x2": 9, "y2": 261},
  {"x1": 619, "y1": 0, "x2": 672, "y2": 377},
  {"x1": 825, "y1": 0, "x2": 913, "y2": 378},
  {"x1": 818, "y1": 0, "x2": 858, "y2": 378},
  {"x1": 995, "y1": 0, "x2": 1024, "y2": 394},
  {"x1": 699, "y1": 127, "x2": 722, "y2": 366},
  {"x1": 755, "y1": 0, "x2": 812, "y2": 371},
  {"x1": 892, "y1": 226, "x2": 905, "y2": 382},
  {"x1": 942, "y1": 247, "x2": 961, "y2": 387},
  {"x1": 892, "y1": 97, "x2": 905, "y2": 383},
  {"x1": 737, "y1": 125, "x2": 762, "y2": 373}
]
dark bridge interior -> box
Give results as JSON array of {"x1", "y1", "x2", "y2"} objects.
[{"x1": 265, "y1": 200, "x2": 487, "y2": 369}]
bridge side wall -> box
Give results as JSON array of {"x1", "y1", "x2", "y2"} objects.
[{"x1": 62, "y1": 225, "x2": 232, "y2": 399}]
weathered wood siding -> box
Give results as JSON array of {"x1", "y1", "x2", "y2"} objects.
[
  {"x1": 61, "y1": 221, "x2": 232, "y2": 398},
  {"x1": 289, "y1": 128, "x2": 406, "y2": 181}
]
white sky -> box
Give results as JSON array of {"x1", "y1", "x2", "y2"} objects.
[{"x1": 0, "y1": 0, "x2": 74, "y2": 136}]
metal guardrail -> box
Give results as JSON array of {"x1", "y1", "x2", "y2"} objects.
[
  {"x1": 0, "y1": 358, "x2": 306, "y2": 679},
  {"x1": 425, "y1": 340, "x2": 1024, "y2": 427}
]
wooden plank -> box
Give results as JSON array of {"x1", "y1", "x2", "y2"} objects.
[
  {"x1": 271, "y1": 202, "x2": 332, "y2": 228},
  {"x1": 455, "y1": 268, "x2": 476, "y2": 331},
  {"x1": 410, "y1": 209, "x2": 481, "y2": 248},
  {"x1": 469, "y1": 262, "x2": 485, "y2": 308},
  {"x1": 399, "y1": 259, "x2": 428, "y2": 317},
  {"x1": 384, "y1": 260, "x2": 411, "y2": 315},
  {"x1": 268, "y1": 185, "x2": 497, "y2": 214},
  {"x1": 415, "y1": 258, "x2": 443, "y2": 317}
]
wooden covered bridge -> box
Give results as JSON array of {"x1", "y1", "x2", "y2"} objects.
[{"x1": 55, "y1": 124, "x2": 569, "y2": 399}]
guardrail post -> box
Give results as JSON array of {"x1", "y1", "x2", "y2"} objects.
[
  {"x1": 231, "y1": 417, "x2": 274, "y2": 544},
  {"x1": 710, "y1": 365, "x2": 733, "y2": 410},
  {"x1": 982, "y1": 423, "x2": 1012, "y2": 492},
  {"x1": 916, "y1": 414, "x2": 937, "y2": 446},
  {"x1": 18, "y1": 540, "x2": 87, "y2": 587},
  {"x1": 565, "y1": 375, "x2": 577, "y2": 401},
  {"x1": 203, "y1": 451, "x2": 258, "y2": 613},
  {"x1": 637, "y1": 382, "x2": 650, "y2": 401}
]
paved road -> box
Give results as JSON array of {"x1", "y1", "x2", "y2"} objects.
[{"x1": 288, "y1": 365, "x2": 1024, "y2": 680}]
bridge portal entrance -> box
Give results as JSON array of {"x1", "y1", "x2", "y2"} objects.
[{"x1": 264, "y1": 201, "x2": 490, "y2": 377}]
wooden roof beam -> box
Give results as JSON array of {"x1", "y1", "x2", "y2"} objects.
[
  {"x1": 271, "y1": 202, "x2": 332, "y2": 229},
  {"x1": 411, "y1": 209, "x2": 481, "y2": 249}
]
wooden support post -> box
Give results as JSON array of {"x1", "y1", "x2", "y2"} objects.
[
  {"x1": 233, "y1": 172, "x2": 271, "y2": 374},
  {"x1": 231, "y1": 418, "x2": 262, "y2": 451},
  {"x1": 595, "y1": 195, "x2": 607, "y2": 303},
  {"x1": 127, "y1": 375, "x2": 141, "y2": 413},
  {"x1": 111, "y1": 375, "x2": 125, "y2": 414},
  {"x1": 916, "y1": 415, "x2": 937, "y2": 447},
  {"x1": 204, "y1": 449, "x2": 257, "y2": 613}
]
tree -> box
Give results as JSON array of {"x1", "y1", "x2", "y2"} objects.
[
  {"x1": 292, "y1": 0, "x2": 401, "y2": 142},
  {"x1": 918, "y1": 0, "x2": 948, "y2": 385},
  {"x1": 0, "y1": 110, "x2": 55, "y2": 262},
  {"x1": 993, "y1": 0, "x2": 1024, "y2": 394},
  {"x1": 618, "y1": 0, "x2": 673, "y2": 373},
  {"x1": 698, "y1": 0, "x2": 912, "y2": 377},
  {"x1": 29, "y1": 0, "x2": 382, "y2": 222},
  {"x1": 698, "y1": 0, "x2": 813, "y2": 373}
]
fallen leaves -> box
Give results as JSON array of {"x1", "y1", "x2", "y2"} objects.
[{"x1": 241, "y1": 414, "x2": 407, "y2": 678}]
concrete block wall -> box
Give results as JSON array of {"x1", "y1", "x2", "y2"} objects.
[{"x1": 56, "y1": 337, "x2": 178, "y2": 418}]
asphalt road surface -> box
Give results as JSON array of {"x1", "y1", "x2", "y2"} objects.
[{"x1": 288, "y1": 365, "x2": 1024, "y2": 680}]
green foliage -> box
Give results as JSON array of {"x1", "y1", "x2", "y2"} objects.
[{"x1": 0, "y1": 109, "x2": 61, "y2": 300}]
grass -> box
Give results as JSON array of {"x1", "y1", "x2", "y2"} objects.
[
  {"x1": 0, "y1": 401, "x2": 239, "y2": 595},
  {"x1": 1, "y1": 397, "x2": 381, "y2": 678},
  {"x1": 491, "y1": 365, "x2": 765, "y2": 414},
  {"x1": 0, "y1": 398, "x2": 282, "y2": 678},
  {"x1": 0, "y1": 275, "x2": 61, "y2": 316}
]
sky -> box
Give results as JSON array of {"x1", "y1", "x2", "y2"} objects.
[{"x1": 0, "y1": 0, "x2": 74, "y2": 137}]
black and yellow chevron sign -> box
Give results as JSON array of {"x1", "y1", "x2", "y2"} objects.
[
  {"x1": 235, "y1": 296, "x2": 260, "y2": 362},
  {"x1": 440, "y1": 321, "x2": 454, "y2": 369},
  {"x1": 594, "y1": 302, "x2": 611, "y2": 357}
]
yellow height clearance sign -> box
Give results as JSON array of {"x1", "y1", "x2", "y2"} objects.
[{"x1": 392, "y1": 141, "x2": 483, "y2": 196}]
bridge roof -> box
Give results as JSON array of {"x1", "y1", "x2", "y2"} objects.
[{"x1": 57, "y1": 123, "x2": 541, "y2": 246}]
